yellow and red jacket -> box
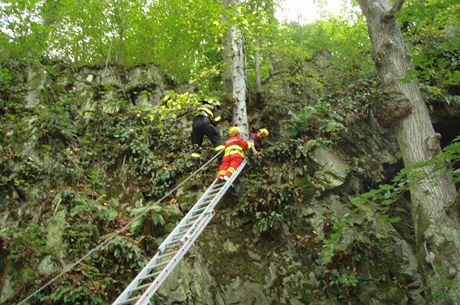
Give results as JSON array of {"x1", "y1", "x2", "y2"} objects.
[{"x1": 223, "y1": 135, "x2": 251, "y2": 158}]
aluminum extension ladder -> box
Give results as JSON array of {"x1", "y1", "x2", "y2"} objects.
[{"x1": 112, "y1": 158, "x2": 248, "y2": 305}]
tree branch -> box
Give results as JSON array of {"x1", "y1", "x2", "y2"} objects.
[
  {"x1": 383, "y1": 0, "x2": 406, "y2": 22},
  {"x1": 393, "y1": 0, "x2": 405, "y2": 12}
]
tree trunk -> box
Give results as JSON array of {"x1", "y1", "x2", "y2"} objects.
[
  {"x1": 255, "y1": 34, "x2": 262, "y2": 106},
  {"x1": 358, "y1": 0, "x2": 460, "y2": 302},
  {"x1": 230, "y1": 23, "x2": 249, "y2": 139},
  {"x1": 223, "y1": 0, "x2": 249, "y2": 138},
  {"x1": 221, "y1": 0, "x2": 233, "y2": 95}
]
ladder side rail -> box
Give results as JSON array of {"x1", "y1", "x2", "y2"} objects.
[
  {"x1": 113, "y1": 203, "x2": 216, "y2": 305},
  {"x1": 201, "y1": 158, "x2": 248, "y2": 214},
  {"x1": 134, "y1": 160, "x2": 247, "y2": 304},
  {"x1": 112, "y1": 249, "x2": 162, "y2": 305},
  {"x1": 156, "y1": 179, "x2": 224, "y2": 253},
  {"x1": 173, "y1": 160, "x2": 247, "y2": 248},
  {"x1": 113, "y1": 179, "x2": 226, "y2": 304},
  {"x1": 113, "y1": 158, "x2": 248, "y2": 305},
  {"x1": 135, "y1": 211, "x2": 216, "y2": 305}
]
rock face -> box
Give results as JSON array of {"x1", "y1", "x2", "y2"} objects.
[
  {"x1": 153, "y1": 114, "x2": 422, "y2": 304},
  {"x1": 26, "y1": 64, "x2": 167, "y2": 111},
  {"x1": 0, "y1": 62, "x2": 428, "y2": 305},
  {"x1": 311, "y1": 147, "x2": 350, "y2": 190},
  {"x1": 153, "y1": 119, "x2": 421, "y2": 305}
]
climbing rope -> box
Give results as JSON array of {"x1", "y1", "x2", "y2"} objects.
[{"x1": 17, "y1": 150, "x2": 223, "y2": 305}]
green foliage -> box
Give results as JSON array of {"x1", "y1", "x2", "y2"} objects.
[
  {"x1": 94, "y1": 236, "x2": 144, "y2": 276},
  {"x1": 39, "y1": 284, "x2": 107, "y2": 305},
  {"x1": 8, "y1": 224, "x2": 50, "y2": 264},
  {"x1": 0, "y1": 88, "x2": 179, "y2": 300},
  {"x1": 0, "y1": 0, "x2": 372, "y2": 94},
  {"x1": 88, "y1": 169, "x2": 106, "y2": 192},
  {"x1": 428, "y1": 277, "x2": 460, "y2": 303},
  {"x1": 253, "y1": 211, "x2": 284, "y2": 234},
  {"x1": 64, "y1": 200, "x2": 101, "y2": 256},
  {"x1": 314, "y1": 136, "x2": 459, "y2": 301},
  {"x1": 129, "y1": 204, "x2": 167, "y2": 236},
  {"x1": 327, "y1": 268, "x2": 359, "y2": 288},
  {"x1": 34, "y1": 103, "x2": 77, "y2": 146},
  {"x1": 0, "y1": 0, "x2": 458, "y2": 302},
  {"x1": 145, "y1": 90, "x2": 202, "y2": 125},
  {"x1": 262, "y1": 15, "x2": 373, "y2": 96},
  {"x1": 0, "y1": 0, "x2": 228, "y2": 85},
  {"x1": 0, "y1": 149, "x2": 41, "y2": 200},
  {"x1": 237, "y1": 164, "x2": 296, "y2": 235},
  {"x1": 399, "y1": 0, "x2": 460, "y2": 100},
  {"x1": 283, "y1": 100, "x2": 347, "y2": 140},
  {"x1": 0, "y1": 67, "x2": 13, "y2": 83}
]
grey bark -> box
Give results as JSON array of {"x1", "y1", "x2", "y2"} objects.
[
  {"x1": 222, "y1": 0, "x2": 249, "y2": 139},
  {"x1": 358, "y1": 0, "x2": 460, "y2": 303},
  {"x1": 255, "y1": 35, "x2": 262, "y2": 105},
  {"x1": 230, "y1": 23, "x2": 249, "y2": 139},
  {"x1": 222, "y1": 0, "x2": 233, "y2": 94}
]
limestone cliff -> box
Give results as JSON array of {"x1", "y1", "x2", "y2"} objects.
[{"x1": 1, "y1": 61, "x2": 457, "y2": 305}]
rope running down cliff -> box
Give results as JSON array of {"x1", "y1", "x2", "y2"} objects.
[{"x1": 17, "y1": 151, "x2": 223, "y2": 305}]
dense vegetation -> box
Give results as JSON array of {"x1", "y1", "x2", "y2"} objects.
[{"x1": 1, "y1": 0, "x2": 459, "y2": 304}]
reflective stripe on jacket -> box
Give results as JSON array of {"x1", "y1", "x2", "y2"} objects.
[
  {"x1": 196, "y1": 104, "x2": 221, "y2": 123},
  {"x1": 223, "y1": 135, "x2": 250, "y2": 157},
  {"x1": 224, "y1": 145, "x2": 244, "y2": 157}
]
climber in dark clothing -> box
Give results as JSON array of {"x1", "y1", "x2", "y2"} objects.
[{"x1": 191, "y1": 99, "x2": 225, "y2": 158}]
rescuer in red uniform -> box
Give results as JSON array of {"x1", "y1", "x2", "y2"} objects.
[{"x1": 217, "y1": 126, "x2": 251, "y2": 181}]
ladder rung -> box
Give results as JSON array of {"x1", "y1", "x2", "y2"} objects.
[
  {"x1": 130, "y1": 282, "x2": 154, "y2": 293},
  {"x1": 138, "y1": 270, "x2": 162, "y2": 281},
  {"x1": 186, "y1": 215, "x2": 200, "y2": 223},
  {"x1": 179, "y1": 223, "x2": 193, "y2": 232},
  {"x1": 197, "y1": 201, "x2": 212, "y2": 207},
  {"x1": 149, "y1": 260, "x2": 169, "y2": 270},
  {"x1": 156, "y1": 250, "x2": 177, "y2": 260},
  {"x1": 166, "y1": 238, "x2": 183, "y2": 246},
  {"x1": 199, "y1": 195, "x2": 215, "y2": 203},
  {"x1": 116, "y1": 295, "x2": 141, "y2": 305},
  {"x1": 112, "y1": 159, "x2": 247, "y2": 305},
  {"x1": 192, "y1": 207, "x2": 207, "y2": 215},
  {"x1": 192, "y1": 212, "x2": 204, "y2": 218},
  {"x1": 208, "y1": 189, "x2": 221, "y2": 195},
  {"x1": 171, "y1": 232, "x2": 186, "y2": 241},
  {"x1": 164, "y1": 240, "x2": 182, "y2": 249}
]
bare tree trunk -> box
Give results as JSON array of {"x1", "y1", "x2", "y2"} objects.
[
  {"x1": 230, "y1": 23, "x2": 249, "y2": 139},
  {"x1": 222, "y1": 0, "x2": 249, "y2": 138},
  {"x1": 255, "y1": 34, "x2": 262, "y2": 106},
  {"x1": 358, "y1": 0, "x2": 460, "y2": 302},
  {"x1": 221, "y1": 0, "x2": 233, "y2": 95}
]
